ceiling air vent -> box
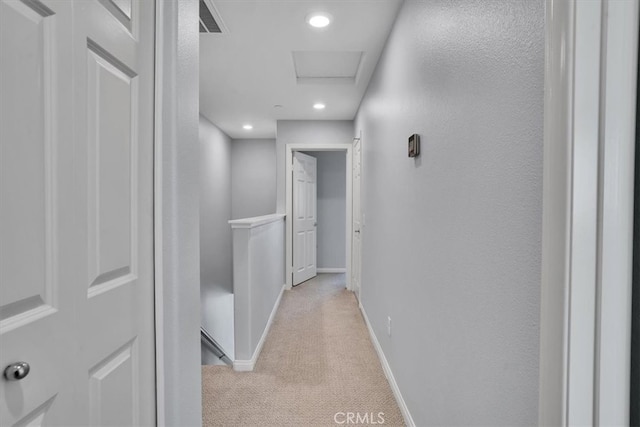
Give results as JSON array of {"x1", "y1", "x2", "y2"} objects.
[{"x1": 200, "y1": 0, "x2": 224, "y2": 34}]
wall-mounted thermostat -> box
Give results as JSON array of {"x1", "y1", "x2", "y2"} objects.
[{"x1": 408, "y1": 134, "x2": 420, "y2": 158}]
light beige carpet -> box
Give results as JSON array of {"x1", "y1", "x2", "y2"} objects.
[{"x1": 202, "y1": 273, "x2": 405, "y2": 427}]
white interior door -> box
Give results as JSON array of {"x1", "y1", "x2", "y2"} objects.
[
  {"x1": 0, "y1": 0, "x2": 156, "y2": 425},
  {"x1": 352, "y1": 138, "x2": 362, "y2": 300},
  {"x1": 293, "y1": 152, "x2": 317, "y2": 285}
]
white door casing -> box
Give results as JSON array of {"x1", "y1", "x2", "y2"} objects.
[
  {"x1": 285, "y1": 144, "x2": 352, "y2": 290},
  {"x1": 539, "y1": 0, "x2": 638, "y2": 424},
  {"x1": 0, "y1": 0, "x2": 156, "y2": 425},
  {"x1": 292, "y1": 152, "x2": 317, "y2": 285},
  {"x1": 352, "y1": 138, "x2": 362, "y2": 300}
]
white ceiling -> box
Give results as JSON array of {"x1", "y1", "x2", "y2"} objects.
[{"x1": 199, "y1": 0, "x2": 403, "y2": 139}]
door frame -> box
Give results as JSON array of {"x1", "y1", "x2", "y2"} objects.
[
  {"x1": 539, "y1": 0, "x2": 638, "y2": 424},
  {"x1": 153, "y1": 1, "x2": 202, "y2": 426},
  {"x1": 285, "y1": 143, "x2": 353, "y2": 290},
  {"x1": 352, "y1": 135, "x2": 362, "y2": 301},
  {"x1": 151, "y1": 0, "x2": 639, "y2": 424}
]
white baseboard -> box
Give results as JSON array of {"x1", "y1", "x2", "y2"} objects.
[
  {"x1": 233, "y1": 284, "x2": 285, "y2": 372},
  {"x1": 359, "y1": 302, "x2": 416, "y2": 427},
  {"x1": 316, "y1": 268, "x2": 346, "y2": 274},
  {"x1": 232, "y1": 359, "x2": 254, "y2": 372}
]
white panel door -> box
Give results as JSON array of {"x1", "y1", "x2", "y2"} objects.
[
  {"x1": 0, "y1": 0, "x2": 155, "y2": 425},
  {"x1": 293, "y1": 152, "x2": 317, "y2": 285},
  {"x1": 352, "y1": 138, "x2": 362, "y2": 300}
]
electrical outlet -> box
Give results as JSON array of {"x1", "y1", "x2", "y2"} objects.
[{"x1": 387, "y1": 316, "x2": 392, "y2": 336}]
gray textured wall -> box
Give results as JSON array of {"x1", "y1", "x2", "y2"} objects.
[
  {"x1": 304, "y1": 151, "x2": 346, "y2": 269},
  {"x1": 355, "y1": 0, "x2": 544, "y2": 424},
  {"x1": 231, "y1": 139, "x2": 276, "y2": 219}
]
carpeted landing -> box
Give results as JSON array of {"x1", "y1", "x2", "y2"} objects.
[{"x1": 202, "y1": 273, "x2": 405, "y2": 427}]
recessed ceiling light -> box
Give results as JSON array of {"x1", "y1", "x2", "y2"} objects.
[
  {"x1": 243, "y1": 124, "x2": 253, "y2": 130},
  {"x1": 307, "y1": 13, "x2": 331, "y2": 28},
  {"x1": 313, "y1": 103, "x2": 326, "y2": 110}
]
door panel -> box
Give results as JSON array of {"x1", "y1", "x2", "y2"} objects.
[
  {"x1": 1, "y1": 1, "x2": 70, "y2": 425},
  {"x1": 0, "y1": 0, "x2": 57, "y2": 328},
  {"x1": 89, "y1": 340, "x2": 137, "y2": 426},
  {"x1": 293, "y1": 152, "x2": 317, "y2": 285},
  {"x1": 77, "y1": 0, "x2": 155, "y2": 424},
  {"x1": 0, "y1": 0, "x2": 155, "y2": 425},
  {"x1": 96, "y1": 0, "x2": 133, "y2": 32},
  {"x1": 306, "y1": 230, "x2": 315, "y2": 269},
  {"x1": 86, "y1": 42, "x2": 136, "y2": 293}
]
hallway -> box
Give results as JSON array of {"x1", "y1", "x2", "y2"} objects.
[{"x1": 202, "y1": 274, "x2": 404, "y2": 426}]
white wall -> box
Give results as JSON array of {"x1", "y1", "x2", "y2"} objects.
[
  {"x1": 230, "y1": 216, "x2": 286, "y2": 364},
  {"x1": 246, "y1": 220, "x2": 285, "y2": 358},
  {"x1": 276, "y1": 120, "x2": 353, "y2": 212},
  {"x1": 199, "y1": 115, "x2": 234, "y2": 365},
  {"x1": 355, "y1": 1, "x2": 544, "y2": 425},
  {"x1": 200, "y1": 115, "x2": 233, "y2": 295},
  {"x1": 156, "y1": 0, "x2": 201, "y2": 425},
  {"x1": 304, "y1": 151, "x2": 346, "y2": 270},
  {"x1": 231, "y1": 139, "x2": 276, "y2": 219}
]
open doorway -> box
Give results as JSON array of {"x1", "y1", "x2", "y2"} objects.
[
  {"x1": 285, "y1": 144, "x2": 354, "y2": 290},
  {"x1": 292, "y1": 150, "x2": 348, "y2": 286}
]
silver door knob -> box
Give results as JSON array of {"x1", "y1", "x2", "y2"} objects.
[{"x1": 4, "y1": 362, "x2": 30, "y2": 381}]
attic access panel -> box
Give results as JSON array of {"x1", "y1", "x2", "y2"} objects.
[{"x1": 292, "y1": 51, "x2": 363, "y2": 85}]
